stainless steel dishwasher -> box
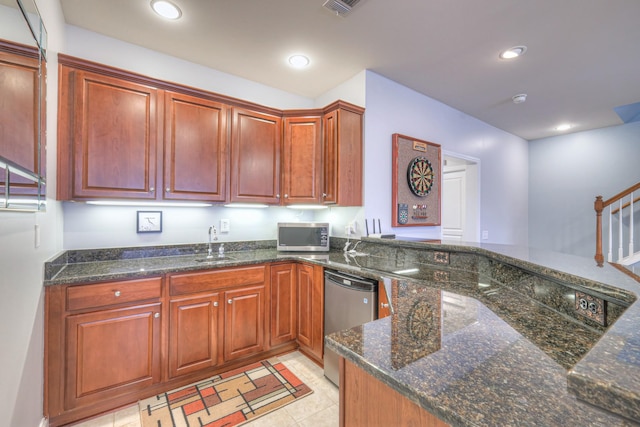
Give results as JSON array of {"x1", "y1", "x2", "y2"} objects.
[{"x1": 324, "y1": 269, "x2": 377, "y2": 386}]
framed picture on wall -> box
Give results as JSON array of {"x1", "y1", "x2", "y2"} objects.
[
  {"x1": 391, "y1": 133, "x2": 441, "y2": 227},
  {"x1": 137, "y1": 211, "x2": 162, "y2": 233}
]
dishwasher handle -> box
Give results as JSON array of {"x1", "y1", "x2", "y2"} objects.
[{"x1": 325, "y1": 270, "x2": 377, "y2": 292}]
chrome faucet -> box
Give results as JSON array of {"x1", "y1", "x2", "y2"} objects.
[{"x1": 207, "y1": 225, "x2": 218, "y2": 258}]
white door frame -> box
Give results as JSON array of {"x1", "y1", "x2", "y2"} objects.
[{"x1": 442, "y1": 151, "x2": 481, "y2": 242}]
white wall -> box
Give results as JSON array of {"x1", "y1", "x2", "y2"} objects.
[
  {"x1": 0, "y1": 1, "x2": 65, "y2": 426},
  {"x1": 363, "y1": 71, "x2": 529, "y2": 245},
  {"x1": 529, "y1": 121, "x2": 640, "y2": 258}
]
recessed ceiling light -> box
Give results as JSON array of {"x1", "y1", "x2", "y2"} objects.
[
  {"x1": 499, "y1": 45, "x2": 527, "y2": 60},
  {"x1": 288, "y1": 54, "x2": 310, "y2": 68},
  {"x1": 151, "y1": 0, "x2": 182, "y2": 20},
  {"x1": 555, "y1": 124, "x2": 572, "y2": 131},
  {"x1": 512, "y1": 94, "x2": 527, "y2": 104}
]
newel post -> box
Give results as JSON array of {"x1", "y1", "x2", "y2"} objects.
[{"x1": 594, "y1": 195, "x2": 604, "y2": 267}]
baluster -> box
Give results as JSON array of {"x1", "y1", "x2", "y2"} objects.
[
  {"x1": 630, "y1": 191, "x2": 635, "y2": 257},
  {"x1": 618, "y1": 199, "x2": 624, "y2": 261},
  {"x1": 607, "y1": 204, "x2": 613, "y2": 263}
]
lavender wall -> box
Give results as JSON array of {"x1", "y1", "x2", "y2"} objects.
[
  {"x1": 529, "y1": 121, "x2": 640, "y2": 258},
  {"x1": 363, "y1": 71, "x2": 529, "y2": 245}
]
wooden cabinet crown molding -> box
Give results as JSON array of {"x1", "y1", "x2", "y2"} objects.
[
  {"x1": 57, "y1": 54, "x2": 365, "y2": 121},
  {"x1": 0, "y1": 38, "x2": 40, "y2": 59},
  {"x1": 57, "y1": 54, "x2": 282, "y2": 117}
]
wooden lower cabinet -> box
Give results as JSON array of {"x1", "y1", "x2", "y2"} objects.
[
  {"x1": 296, "y1": 263, "x2": 324, "y2": 362},
  {"x1": 45, "y1": 277, "x2": 165, "y2": 427},
  {"x1": 378, "y1": 281, "x2": 391, "y2": 318},
  {"x1": 270, "y1": 263, "x2": 297, "y2": 346},
  {"x1": 45, "y1": 262, "x2": 322, "y2": 426},
  {"x1": 223, "y1": 285, "x2": 266, "y2": 361},
  {"x1": 65, "y1": 303, "x2": 162, "y2": 409},
  {"x1": 168, "y1": 293, "x2": 221, "y2": 378},
  {"x1": 340, "y1": 358, "x2": 449, "y2": 427}
]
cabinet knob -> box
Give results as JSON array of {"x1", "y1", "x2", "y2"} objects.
[
  {"x1": 228, "y1": 299, "x2": 233, "y2": 305},
  {"x1": 322, "y1": 193, "x2": 327, "y2": 198},
  {"x1": 154, "y1": 313, "x2": 160, "y2": 318},
  {"x1": 166, "y1": 187, "x2": 170, "y2": 193},
  {"x1": 381, "y1": 302, "x2": 389, "y2": 308},
  {"x1": 213, "y1": 301, "x2": 219, "y2": 307},
  {"x1": 149, "y1": 187, "x2": 155, "y2": 193},
  {"x1": 276, "y1": 194, "x2": 280, "y2": 199},
  {"x1": 284, "y1": 194, "x2": 288, "y2": 199},
  {"x1": 114, "y1": 291, "x2": 121, "y2": 297}
]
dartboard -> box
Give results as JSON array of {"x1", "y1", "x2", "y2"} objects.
[{"x1": 407, "y1": 156, "x2": 434, "y2": 197}]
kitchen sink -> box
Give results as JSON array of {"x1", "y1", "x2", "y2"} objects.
[{"x1": 194, "y1": 256, "x2": 235, "y2": 264}]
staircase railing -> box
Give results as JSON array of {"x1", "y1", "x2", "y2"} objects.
[{"x1": 595, "y1": 182, "x2": 640, "y2": 267}]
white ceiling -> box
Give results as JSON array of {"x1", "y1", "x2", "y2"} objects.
[{"x1": 57, "y1": 0, "x2": 640, "y2": 140}]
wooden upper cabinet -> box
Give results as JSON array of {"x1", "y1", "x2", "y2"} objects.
[
  {"x1": 164, "y1": 92, "x2": 228, "y2": 202},
  {"x1": 282, "y1": 115, "x2": 322, "y2": 205},
  {"x1": 230, "y1": 108, "x2": 281, "y2": 204},
  {"x1": 323, "y1": 102, "x2": 364, "y2": 206},
  {"x1": 65, "y1": 69, "x2": 159, "y2": 199},
  {"x1": 0, "y1": 44, "x2": 45, "y2": 192}
]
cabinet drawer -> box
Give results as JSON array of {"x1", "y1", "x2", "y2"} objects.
[
  {"x1": 170, "y1": 265, "x2": 266, "y2": 296},
  {"x1": 66, "y1": 277, "x2": 163, "y2": 311}
]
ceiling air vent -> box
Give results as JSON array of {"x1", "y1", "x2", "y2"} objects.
[{"x1": 323, "y1": 0, "x2": 362, "y2": 17}]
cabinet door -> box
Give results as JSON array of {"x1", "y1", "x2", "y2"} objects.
[
  {"x1": 270, "y1": 263, "x2": 297, "y2": 346},
  {"x1": 65, "y1": 303, "x2": 161, "y2": 409},
  {"x1": 0, "y1": 47, "x2": 44, "y2": 193},
  {"x1": 282, "y1": 116, "x2": 322, "y2": 204},
  {"x1": 323, "y1": 106, "x2": 363, "y2": 206},
  {"x1": 297, "y1": 263, "x2": 324, "y2": 360},
  {"x1": 224, "y1": 285, "x2": 266, "y2": 361},
  {"x1": 169, "y1": 293, "x2": 220, "y2": 378},
  {"x1": 71, "y1": 70, "x2": 158, "y2": 199},
  {"x1": 164, "y1": 92, "x2": 228, "y2": 202},
  {"x1": 378, "y1": 282, "x2": 391, "y2": 318},
  {"x1": 230, "y1": 108, "x2": 281, "y2": 204}
]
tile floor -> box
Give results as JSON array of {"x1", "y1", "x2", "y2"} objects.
[{"x1": 68, "y1": 351, "x2": 339, "y2": 427}]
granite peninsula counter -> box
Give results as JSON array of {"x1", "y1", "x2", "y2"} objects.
[{"x1": 44, "y1": 238, "x2": 640, "y2": 425}]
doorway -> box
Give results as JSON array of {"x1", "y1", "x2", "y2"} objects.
[{"x1": 442, "y1": 153, "x2": 480, "y2": 242}]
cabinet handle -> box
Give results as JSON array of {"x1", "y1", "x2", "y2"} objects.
[
  {"x1": 276, "y1": 194, "x2": 280, "y2": 199},
  {"x1": 114, "y1": 291, "x2": 121, "y2": 297},
  {"x1": 284, "y1": 194, "x2": 288, "y2": 199},
  {"x1": 228, "y1": 299, "x2": 233, "y2": 305},
  {"x1": 322, "y1": 193, "x2": 327, "y2": 198},
  {"x1": 149, "y1": 187, "x2": 155, "y2": 193},
  {"x1": 213, "y1": 301, "x2": 219, "y2": 307},
  {"x1": 166, "y1": 187, "x2": 170, "y2": 193},
  {"x1": 154, "y1": 313, "x2": 160, "y2": 318},
  {"x1": 380, "y1": 302, "x2": 389, "y2": 308}
]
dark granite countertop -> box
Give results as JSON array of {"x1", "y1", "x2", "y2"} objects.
[{"x1": 43, "y1": 238, "x2": 640, "y2": 425}]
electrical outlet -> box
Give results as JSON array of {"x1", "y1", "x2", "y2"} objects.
[
  {"x1": 575, "y1": 291, "x2": 606, "y2": 326},
  {"x1": 345, "y1": 221, "x2": 357, "y2": 235},
  {"x1": 482, "y1": 230, "x2": 489, "y2": 240},
  {"x1": 220, "y1": 219, "x2": 230, "y2": 233}
]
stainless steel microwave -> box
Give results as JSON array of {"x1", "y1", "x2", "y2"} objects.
[{"x1": 277, "y1": 222, "x2": 330, "y2": 252}]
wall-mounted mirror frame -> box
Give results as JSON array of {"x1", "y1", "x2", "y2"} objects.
[{"x1": 0, "y1": 0, "x2": 47, "y2": 211}]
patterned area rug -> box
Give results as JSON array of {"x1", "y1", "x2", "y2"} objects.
[{"x1": 139, "y1": 358, "x2": 312, "y2": 427}]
